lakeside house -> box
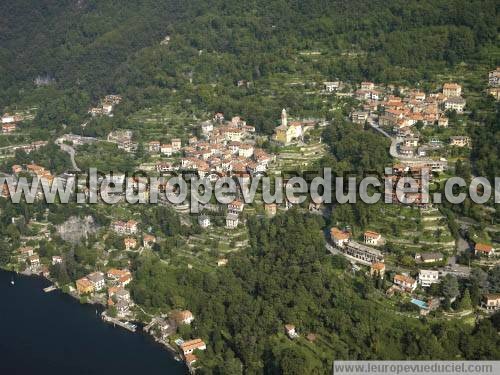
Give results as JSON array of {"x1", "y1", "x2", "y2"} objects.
[
  {"x1": 173, "y1": 310, "x2": 195, "y2": 325},
  {"x1": 87, "y1": 272, "x2": 105, "y2": 291},
  {"x1": 28, "y1": 255, "x2": 40, "y2": 270},
  {"x1": 108, "y1": 286, "x2": 130, "y2": 304},
  {"x1": 76, "y1": 277, "x2": 94, "y2": 294},
  {"x1": 184, "y1": 353, "x2": 198, "y2": 368},
  {"x1": 180, "y1": 339, "x2": 206, "y2": 356},
  {"x1": 18, "y1": 246, "x2": 35, "y2": 259}
]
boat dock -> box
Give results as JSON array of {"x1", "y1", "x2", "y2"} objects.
[
  {"x1": 101, "y1": 314, "x2": 137, "y2": 332},
  {"x1": 43, "y1": 285, "x2": 57, "y2": 293}
]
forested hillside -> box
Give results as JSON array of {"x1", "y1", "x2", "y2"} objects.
[
  {"x1": 130, "y1": 211, "x2": 500, "y2": 373},
  {"x1": 1, "y1": 0, "x2": 498, "y2": 124}
]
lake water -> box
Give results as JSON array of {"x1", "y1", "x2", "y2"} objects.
[{"x1": 0, "y1": 269, "x2": 186, "y2": 375}]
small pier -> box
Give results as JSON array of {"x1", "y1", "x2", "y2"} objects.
[
  {"x1": 102, "y1": 314, "x2": 137, "y2": 332},
  {"x1": 43, "y1": 285, "x2": 57, "y2": 293}
]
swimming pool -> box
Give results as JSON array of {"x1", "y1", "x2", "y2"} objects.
[{"x1": 411, "y1": 298, "x2": 429, "y2": 309}]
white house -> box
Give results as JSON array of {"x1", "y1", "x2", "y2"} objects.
[
  {"x1": 161, "y1": 144, "x2": 173, "y2": 156},
  {"x1": 364, "y1": 231, "x2": 382, "y2": 246},
  {"x1": 226, "y1": 213, "x2": 239, "y2": 229},
  {"x1": 444, "y1": 97, "x2": 466, "y2": 113},
  {"x1": 87, "y1": 272, "x2": 105, "y2": 291},
  {"x1": 52, "y1": 256, "x2": 63, "y2": 265},
  {"x1": 198, "y1": 215, "x2": 211, "y2": 228},
  {"x1": 330, "y1": 227, "x2": 350, "y2": 248},
  {"x1": 483, "y1": 294, "x2": 500, "y2": 311},
  {"x1": 1, "y1": 114, "x2": 16, "y2": 123},
  {"x1": 102, "y1": 103, "x2": 114, "y2": 115},
  {"x1": 285, "y1": 324, "x2": 298, "y2": 339},
  {"x1": 418, "y1": 270, "x2": 440, "y2": 287},
  {"x1": 324, "y1": 81, "x2": 341, "y2": 92}
]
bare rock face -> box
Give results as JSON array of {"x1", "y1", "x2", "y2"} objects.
[{"x1": 57, "y1": 216, "x2": 97, "y2": 244}]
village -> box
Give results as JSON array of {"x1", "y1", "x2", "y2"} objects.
[{"x1": 1, "y1": 68, "x2": 500, "y2": 371}]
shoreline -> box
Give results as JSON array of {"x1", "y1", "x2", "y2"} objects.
[{"x1": 2, "y1": 266, "x2": 186, "y2": 369}]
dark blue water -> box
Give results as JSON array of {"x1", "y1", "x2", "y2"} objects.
[{"x1": 0, "y1": 270, "x2": 186, "y2": 375}]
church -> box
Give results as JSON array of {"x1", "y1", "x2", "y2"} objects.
[{"x1": 274, "y1": 109, "x2": 303, "y2": 145}]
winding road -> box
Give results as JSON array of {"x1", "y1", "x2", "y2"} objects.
[{"x1": 59, "y1": 143, "x2": 80, "y2": 171}]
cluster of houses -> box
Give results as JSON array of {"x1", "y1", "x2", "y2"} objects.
[
  {"x1": 13, "y1": 140, "x2": 48, "y2": 154},
  {"x1": 4, "y1": 164, "x2": 56, "y2": 195},
  {"x1": 76, "y1": 268, "x2": 133, "y2": 314},
  {"x1": 110, "y1": 220, "x2": 158, "y2": 252},
  {"x1": 487, "y1": 67, "x2": 500, "y2": 100},
  {"x1": 330, "y1": 227, "x2": 385, "y2": 265},
  {"x1": 2, "y1": 160, "x2": 80, "y2": 200},
  {"x1": 107, "y1": 130, "x2": 137, "y2": 153},
  {"x1": 398, "y1": 133, "x2": 469, "y2": 159},
  {"x1": 198, "y1": 198, "x2": 245, "y2": 230},
  {"x1": 151, "y1": 112, "x2": 274, "y2": 179},
  {"x1": 328, "y1": 223, "x2": 498, "y2": 314},
  {"x1": 323, "y1": 80, "x2": 345, "y2": 93},
  {"x1": 111, "y1": 220, "x2": 139, "y2": 235},
  {"x1": 151, "y1": 310, "x2": 205, "y2": 369},
  {"x1": 351, "y1": 81, "x2": 466, "y2": 134},
  {"x1": 89, "y1": 94, "x2": 123, "y2": 117},
  {"x1": 384, "y1": 164, "x2": 436, "y2": 207},
  {"x1": 1, "y1": 112, "x2": 23, "y2": 133},
  {"x1": 16, "y1": 246, "x2": 47, "y2": 275}
]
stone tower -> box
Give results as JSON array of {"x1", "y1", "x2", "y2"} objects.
[{"x1": 281, "y1": 108, "x2": 288, "y2": 127}]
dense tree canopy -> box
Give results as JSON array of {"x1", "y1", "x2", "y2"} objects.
[{"x1": 130, "y1": 210, "x2": 500, "y2": 372}]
